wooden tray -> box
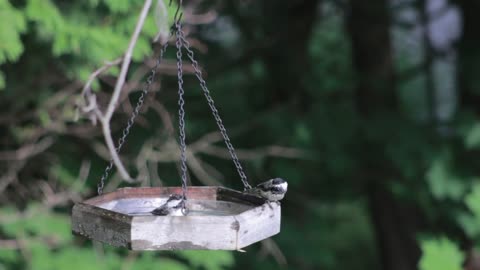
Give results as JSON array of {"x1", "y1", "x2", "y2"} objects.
[{"x1": 71, "y1": 186, "x2": 281, "y2": 250}]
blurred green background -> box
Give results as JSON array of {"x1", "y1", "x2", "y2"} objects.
[{"x1": 1, "y1": 0, "x2": 480, "y2": 269}]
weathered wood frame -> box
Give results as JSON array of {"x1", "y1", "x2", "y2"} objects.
[{"x1": 72, "y1": 186, "x2": 281, "y2": 250}]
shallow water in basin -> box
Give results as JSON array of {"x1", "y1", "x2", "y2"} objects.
[
  {"x1": 98, "y1": 198, "x2": 253, "y2": 216},
  {"x1": 127, "y1": 209, "x2": 236, "y2": 216}
]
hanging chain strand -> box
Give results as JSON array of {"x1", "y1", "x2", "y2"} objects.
[
  {"x1": 97, "y1": 41, "x2": 170, "y2": 195},
  {"x1": 178, "y1": 31, "x2": 252, "y2": 190},
  {"x1": 97, "y1": 1, "x2": 250, "y2": 196},
  {"x1": 175, "y1": 20, "x2": 189, "y2": 208}
]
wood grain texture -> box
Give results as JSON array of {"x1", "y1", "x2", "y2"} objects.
[
  {"x1": 235, "y1": 203, "x2": 281, "y2": 249},
  {"x1": 72, "y1": 203, "x2": 132, "y2": 248},
  {"x1": 131, "y1": 215, "x2": 238, "y2": 250},
  {"x1": 84, "y1": 186, "x2": 218, "y2": 205},
  {"x1": 217, "y1": 187, "x2": 265, "y2": 205}
]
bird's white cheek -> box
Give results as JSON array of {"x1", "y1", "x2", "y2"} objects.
[
  {"x1": 170, "y1": 209, "x2": 184, "y2": 216},
  {"x1": 167, "y1": 200, "x2": 180, "y2": 208}
]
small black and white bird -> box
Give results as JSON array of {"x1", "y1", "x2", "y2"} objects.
[
  {"x1": 151, "y1": 194, "x2": 186, "y2": 216},
  {"x1": 246, "y1": 178, "x2": 288, "y2": 202}
]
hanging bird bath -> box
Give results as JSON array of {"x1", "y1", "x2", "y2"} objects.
[
  {"x1": 72, "y1": 186, "x2": 281, "y2": 250},
  {"x1": 72, "y1": 1, "x2": 285, "y2": 251}
]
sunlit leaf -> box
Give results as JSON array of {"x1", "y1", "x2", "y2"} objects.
[
  {"x1": 419, "y1": 237, "x2": 464, "y2": 270},
  {"x1": 0, "y1": 0, "x2": 26, "y2": 63},
  {"x1": 459, "y1": 182, "x2": 480, "y2": 238},
  {"x1": 464, "y1": 122, "x2": 480, "y2": 149},
  {"x1": 426, "y1": 153, "x2": 466, "y2": 200},
  {"x1": 177, "y1": 250, "x2": 234, "y2": 270}
]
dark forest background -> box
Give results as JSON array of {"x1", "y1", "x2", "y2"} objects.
[{"x1": 1, "y1": 0, "x2": 480, "y2": 269}]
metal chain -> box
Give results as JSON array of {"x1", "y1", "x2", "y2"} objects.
[
  {"x1": 178, "y1": 30, "x2": 252, "y2": 190},
  {"x1": 97, "y1": 9, "x2": 251, "y2": 196},
  {"x1": 175, "y1": 20, "x2": 189, "y2": 206},
  {"x1": 97, "y1": 41, "x2": 170, "y2": 195}
]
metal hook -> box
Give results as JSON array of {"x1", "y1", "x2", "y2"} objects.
[
  {"x1": 180, "y1": 198, "x2": 188, "y2": 215},
  {"x1": 169, "y1": 0, "x2": 183, "y2": 23}
]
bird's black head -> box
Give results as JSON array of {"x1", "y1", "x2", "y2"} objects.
[
  {"x1": 168, "y1": 194, "x2": 183, "y2": 201},
  {"x1": 271, "y1": 178, "x2": 286, "y2": 185}
]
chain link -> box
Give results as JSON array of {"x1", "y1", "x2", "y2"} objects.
[
  {"x1": 97, "y1": 41, "x2": 170, "y2": 195},
  {"x1": 178, "y1": 31, "x2": 252, "y2": 190},
  {"x1": 175, "y1": 20, "x2": 189, "y2": 204},
  {"x1": 97, "y1": 17, "x2": 252, "y2": 195}
]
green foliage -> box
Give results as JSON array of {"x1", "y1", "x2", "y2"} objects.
[
  {"x1": 103, "y1": 0, "x2": 134, "y2": 13},
  {"x1": 308, "y1": 10, "x2": 353, "y2": 98},
  {"x1": 0, "y1": 73, "x2": 5, "y2": 89},
  {"x1": 129, "y1": 254, "x2": 188, "y2": 270},
  {"x1": 0, "y1": 204, "x2": 205, "y2": 270},
  {"x1": 0, "y1": 249, "x2": 18, "y2": 267},
  {"x1": 271, "y1": 200, "x2": 379, "y2": 270},
  {"x1": 459, "y1": 182, "x2": 480, "y2": 239},
  {"x1": 1, "y1": 0, "x2": 176, "y2": 85},
  {"x1": 426, "y1": 151, "x2": 467, "y2": 200},
  {"x1": 50, "y1": 163, "x2": 83, "y2": 192},
  {"x1": 28, "y1": 245, "x2": 118, "y2": 270},
  {"x1": 0, "y1": 2, "x2": 219, "y2": 270},
  {"x1": 24, "y1": 0, "x2": 137, "y2": 81},
  {"x1": 0, "y1": 0, "x2": 26, "y2": 63},
  {"x1": 177, "y1": 251, "x2": 234, "y2": 270},
  {"x1": 1, "y1": 204, "x2": 71, "y2": 244},
  {"x1": 418, "y1": 237, "x2": 464, "y2": 270},
  {"x1": 464, "y1": 183, "x2": 480, "y2": 225},
  {"x1": 0, "y1": 0, "x2": 26, "y2": 89},
  {"x1": 2, "y1": 0, "x2": 480, "y2": 270},
  {"x1": 464, "y1": 122, "x2": 480, "y2": 149},
  {"x1": 419, "y1": 181, "x2": 480, "y2": 269}
]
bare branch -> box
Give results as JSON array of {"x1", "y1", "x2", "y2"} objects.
[
  {"x1": 147, "y1": 160, "x2": 163, "y2": 186},
  {"x1": 260, "y1": 238, "x2": 288, "y2": 267},
  {"x1": 81, "y1": 58, "x2": 123, "y2": 99},
  {"x1": 0, "y1": 239, "x2": 23, "y2": 249},
  {"x1": 195, "y1": 158, "x2": 224, "y2": 181},
  {"x1": 98, "y1": 0, "x2": 153, "y2": 181},
  {"x1": 196, "y1": 145, "x2": 313, "y2": 160},
  {"x1": 76, "y1": 159, "x2": 92, "y2": 192},
  {"x1": 100, "y1": 119, "x2": 132, "y2": 181},
  {"x1": 183, "y1": 8, "x2": 217, "y2": 25},
  {"x1": 150, "y1": 100, "x2": 175, "y2": 134},
  {"x1": 189, "y1": 130, "x2": 224, "y2": 149},
  {"x1": 186, "y1": 150, "x2": 222, "y2": 186},
  {"x1": 39, "y1": 181, "x2": 81, "y2": 207},
  {"x1": 135, "y1": 126, "x2": 309, "y2": 187},
  {"x1": 76, "y1": 0, "x2": 214, "y2": 183},
  {"x1": 105, "y1": 0, "x2": 152, "y2": 121},
  {"x1": 0, "y1": 137, "x2": 55, "y2": 194},
  {"x1": 0, "y1": 137, "x2": 54, "y2": 161},
  {"x1": 77, "y1": 0, "x2": 153, "y2": 181},
  {"x1": 0, "y1": 160, "x2": 26, "y2": 194}
]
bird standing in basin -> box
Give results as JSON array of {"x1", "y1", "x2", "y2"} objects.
[
  {"x1": 151, "y1": 194, "x2": 186, "y2": 216},
  {"x1": 246, "y1": 178, "x2": 288, "y2": 202}
]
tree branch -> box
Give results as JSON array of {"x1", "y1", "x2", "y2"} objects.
[
  {"x1": 77, "y1": 0, "x2": 153, "y2": 181},
  {"x1": 81, "y1": 58, "x2": 123, "y2": 99},
  {"x1": 0, "y1": 137, "x2": 54, "y2": 161},
  {"x1": 105, "y1": 0, "x2": 152, "y2": 121}
]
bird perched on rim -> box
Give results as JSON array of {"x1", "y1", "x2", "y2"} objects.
[
  {"x1": 151, "y1": 194, "x2": 186, "y2": 216},
  {"x1": 246, "y1": 178, "x2": 288, "y2": 202}
]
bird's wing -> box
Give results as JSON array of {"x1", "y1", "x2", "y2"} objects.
[
  {"x1": 245, "y1": 187, "x2": 261, "y2": 196},
  {"x1": 256, "y1": 181, "x2": 271, "y2": 191},
  {"x1": 151, "y1": 206, "x2": 169, "y2": 216}
]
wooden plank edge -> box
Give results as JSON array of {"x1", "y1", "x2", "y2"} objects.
[
  {"x1": 217, "y1": 187, "x2": 265, "y2": 205},
  {"x1": 72, "y1": 202, "x2": 133, "y2": 248}
]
